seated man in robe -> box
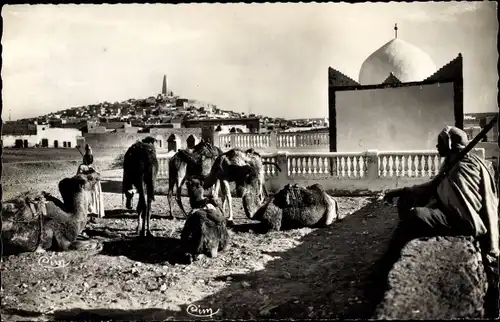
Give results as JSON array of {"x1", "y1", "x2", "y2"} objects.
[{"x1": 379, "y1": 126, "x2": 499, "y2": 318}]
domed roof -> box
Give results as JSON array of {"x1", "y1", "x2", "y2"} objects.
[{"x1": 358, "y1": 38, "x2": 437, "y2": 85}]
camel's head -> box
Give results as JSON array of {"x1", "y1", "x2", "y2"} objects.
[
  {"x1": 58, "y1": 174, "x2": 95, "y2": 212},
  {"x1": 203, "y1": 149, "x2": 268, "y2": 219},
  {"x1": 185, "y1": 175, "x2": 206, "y2": 202},
  {"x1": 142, "y1": 136, "x2": 157, "y2": 145}
]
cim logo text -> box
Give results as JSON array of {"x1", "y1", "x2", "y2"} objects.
[{"x1": 186, "y1": 304, "x2": 220, "y2": 318}]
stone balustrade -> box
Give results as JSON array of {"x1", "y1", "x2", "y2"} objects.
[
  {"x1": 215, "y1": 132, "x2": 330, "y2": 153},
  {"x1": 156, "y1": 148, "x2": 486, "y2": 194}
]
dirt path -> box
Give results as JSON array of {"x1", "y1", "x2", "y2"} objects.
[{"x1": 1, "y1": 191, "x2": 398, "y2": 321}]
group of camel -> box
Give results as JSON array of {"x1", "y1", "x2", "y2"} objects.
[
  {"x1": 2, "y1": 136, "x2": 344, "y2": 261},
  {"x1": 120, "y1": 136, "x2": 344, "y2": 260}
]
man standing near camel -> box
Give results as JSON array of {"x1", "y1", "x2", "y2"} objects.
[
  {"x1": 77, "y1": 144, "x2": 105, "y2": 220},
  {"x1": 380, "y1": 125, "x2": 499, "y2": 319}
]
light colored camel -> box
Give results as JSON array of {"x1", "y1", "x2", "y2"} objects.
[
  {"x1": 202, "y1": 148, "x2": 282, "y2": 225},
  {"x1": 2, "y1": 172, "x2": 101, "y2": 254}
]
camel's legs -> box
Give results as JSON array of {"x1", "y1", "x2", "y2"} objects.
[
  {"x1": 137, "y1": 195, "x2": 145, "y2": 236},
  {"x1": 220, "y1": 180, "x2": 233, "y2": 224},
  {"x1": 146, "y1": 197, "x2": 153, "y2": 237},
  {"x1": 176, "y1": 177, "x2": 188, "y2": 217},
  {"x1": 167, "y1": 173, "x2": 177, "y2": 219},
  {"x1": 212, "y1": 180, "x2": 221, "y2": 199}
]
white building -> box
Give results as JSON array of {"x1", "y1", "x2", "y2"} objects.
[{"x1": 1, "y1": 122, "x2": 82, "y2": 148}]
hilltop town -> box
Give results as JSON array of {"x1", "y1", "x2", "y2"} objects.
[{"x1": 9, "y1": 78, "x2": 329, "y2": 134}]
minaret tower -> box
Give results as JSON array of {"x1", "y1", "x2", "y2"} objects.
[
  {"x1": 162, "y1": 75, "x2": 167, "y2": 96},
  {"x1": 394, "y1": 23, "x2": 398, "y2": 39}
]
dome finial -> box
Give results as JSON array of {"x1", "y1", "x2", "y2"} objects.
[{"x1": 394, "y1": 23, "x2": 398, "y2": 39}]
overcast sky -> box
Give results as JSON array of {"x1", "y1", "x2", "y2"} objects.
[{"x1": 1, "y1": 2, "x2": 498, "y2": 121}]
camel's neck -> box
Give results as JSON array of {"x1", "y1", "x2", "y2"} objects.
[{"x1": 72, "y1": 191, "x2": 89, "y2": 219}]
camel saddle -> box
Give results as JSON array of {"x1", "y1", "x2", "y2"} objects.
[
  {"x1": 281, "y1": 183, "x2": 324, "y2": 208},
  {"x1": 25, "y1": 194, "x2": 48, "y2": 219}
]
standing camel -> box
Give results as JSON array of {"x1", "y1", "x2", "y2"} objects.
[
  {"x1": 122, "y1": 136, "x2": 159, "y2": 237},
  {"x1": 167, "y1": 139, "x2": 223, "y2": 218},
  {"x1": 202, "y1": 148, "x2": 282, "y2": 225}
]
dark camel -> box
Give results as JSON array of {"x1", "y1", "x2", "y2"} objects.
[
  {"x1": 251, "y1": 183, "x2": 341, "y2": 231},
  {"x1": 122, "y1": 136, "x2": 159, "y2": 237},
  {"x1": 180, "y1": 175, "x2": 229, "y2": 263}
]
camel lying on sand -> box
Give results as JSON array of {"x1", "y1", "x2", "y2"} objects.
[
  {"x1": 180, "y1": 176, "x2": 230, "y2": 263},
  {"x1": 1, "y1": 172, "x2": 102, "y2": 255},
  {"x1": 251, "y1": 183, "x2": 342, "y2": 231}
]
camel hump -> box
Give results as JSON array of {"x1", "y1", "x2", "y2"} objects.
[
  {"x1": 307, "y1": 183, "x2": 325, "y2": 193},
  {"x1": 281, "y1": 184, "x2": 324, "y2": 208}
]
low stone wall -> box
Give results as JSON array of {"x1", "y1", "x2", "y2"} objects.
[{"x1": 375, "y1": 236, "x2": 487, "y2": 319}]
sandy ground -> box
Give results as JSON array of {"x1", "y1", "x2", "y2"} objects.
[{"x1": 1, "y1": 158, "x2": 399, "y2": 321}]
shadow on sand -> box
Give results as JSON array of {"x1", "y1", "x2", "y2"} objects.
[
  {"x1": 99, "y1": 235, "x2": 186, "y2": 265},
  {"x1": 14, "y1": 199, "x2": 399, "y2": 321},
  {"x1": 100, "y1": 180, "x2": 123, "y2": 194},
  {"x1": 100, "y1": 179, "x2": 172, "y2": 195}
]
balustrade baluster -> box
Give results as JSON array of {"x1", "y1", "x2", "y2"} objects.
[
  {"x1": 422, "y1": 155, "x2": 428, "y2": 177},
  {"x1": 346, "y1": 157, "x2": 352, "y2": 178},
  {"x1": 340, "y1": 156, "x2": 346, "y2": 177},
  {"x1": 418, "y1": 156, "x2": 423, "y2": 177},
  {"x1": 322, "y1": 157, "x2": 328, "y2": 176},
  {"x1": 290, "y1": 158, "x2": 295, "y2": 175},
  {"x1": 362, "y1": 156, "x2": 367, "y2": 178},
  {"x1": 386, "y1": 156, "x2": 393, "y2": 177},
  {"x1": 425, "y1": 155, "x2": 431, "y2": 177},
  {"x1": 387, "y1": 156, "x2": 391, "y2": 177},
  {"x1": 381, "y1": 156, "x2": 387, "y2": 177},
  {"x1": 409, "y1": 156, "x2": 416, "y2": 177},
  {"x1": 312, "y1": 157, "x2": 318, "y2": 174},
  {"x1": 431, "y1": 155, "x2": 438, "y2": 176},
  {"x1": 353, "y1": 156, "x2": 359, "y2": 178},
  {"x1": 394, "y1": 155, "x2": 401, "y2": 177},
  {"x1": 379, "y1": 156, "x2": 384, "y2": 177}
]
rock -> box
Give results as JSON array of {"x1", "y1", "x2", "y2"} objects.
[
  {"x1": 159, "y1": 284, "x2": 167, "y2": 292},
  {"x1": 282, "y1": 272, "x2": 292, "y2": 279},
  {"x1": 242, "y1": 281, "x2": 251, "y2": 288},
  {"x1": 375, "y1": 236, "x2": 487, "y2": 320}
]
